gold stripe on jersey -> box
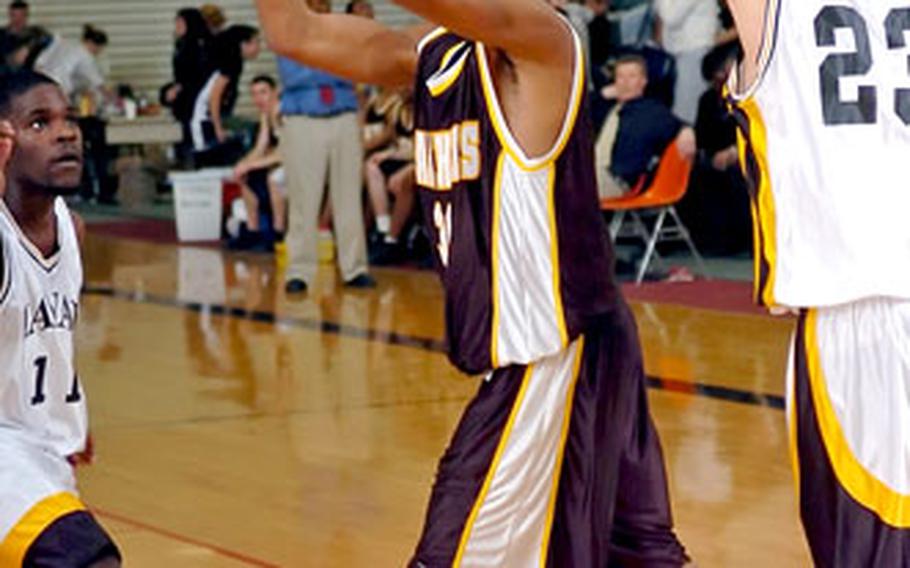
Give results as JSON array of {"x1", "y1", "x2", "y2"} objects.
[
  {"x1": 805, "y1": 311, "x2": 910, "y2": 528},
  {"x1": 453, "y1": 363, "x2": 535, "y2": 566},
  {"x1": 539, "y1": 336, "x2": 585, "y2": 563},
  {"x1": 788, "y1": 346, "x2": 801, "y2": 506},
  {"x1": 0, "y1": 492, "x2": 85, "y2": 565},
  {"x1": 546, "y1": 164, "x2": 569, "y2": 348},
  {"x1": 475, "y1": 20, "x2": 585, "y2": 173},
  {"x1": 490, "y1": 152, "x2": 506, "y2": 369},
  {"x1": 736, "y1": 125, "x2": 763, "y2": 300},
  {"x1": 737, "y1": 99, "x2": 778, "y2": 307},
  {"x1": 416, "y1": 26, "x2": 448, "y2": 56},
  {"x1": 427, "y1": 42, "x2": 471, "y2": 97}
]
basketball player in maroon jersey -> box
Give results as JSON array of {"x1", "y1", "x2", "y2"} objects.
[{"x1": 255, "y1": 1, "x2": 690, "y2": 565}]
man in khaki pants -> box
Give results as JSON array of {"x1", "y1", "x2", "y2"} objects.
[{"x1": 278, "y1": 0, "x2": 374, "y2": 294}]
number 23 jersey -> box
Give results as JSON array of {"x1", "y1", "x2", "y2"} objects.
[
  {"x1": 730, "y1": 0, "x2": 910, "y2": 308},
  {"x1": 0, "y1": 198, "x2": 86, "y2": 458}
]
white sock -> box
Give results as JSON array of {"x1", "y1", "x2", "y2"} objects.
[{"x1": 376, "y1": 215, "x2": 391, "y2": 234}]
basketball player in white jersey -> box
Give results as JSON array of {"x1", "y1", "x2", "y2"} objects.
[
  {"x1": 256, "y1": 1, "x2": 690, "y2": 566},
  {"x1": 0, "y1": 70, "x2": 120, "y2": 567},
  {"x1": 727, "y1": 0, "x2": 910, "y2": 564}
]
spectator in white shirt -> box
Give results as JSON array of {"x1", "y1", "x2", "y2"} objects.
[
  {"x1": 34, "y1": 24, "x2": 108, "y2": 110},
  {"x1": 654, "y1": 0, "x2": 720, "y2": 124}
]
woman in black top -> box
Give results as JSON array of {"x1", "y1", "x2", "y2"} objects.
[{"x1": 162, "y1": 8, "x2": 212, "y2": 157}]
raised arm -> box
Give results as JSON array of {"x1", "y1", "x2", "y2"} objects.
[
  {"x1": 393, "y1": 0, "x2": 572, "y2": 68},
  {"x1": 725, "y1": 0, "x2": 767, "y2": 85},
  {"x1": 255, "y1": 0, "x2": 421, "y2": 86}
]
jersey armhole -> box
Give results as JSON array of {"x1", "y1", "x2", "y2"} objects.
[
  {"x1": 728, "y1": 0, "x2": 782, "y2": 102},
  {"x1": 474, "y1": 16, "x2": 585, "y2": 170}
]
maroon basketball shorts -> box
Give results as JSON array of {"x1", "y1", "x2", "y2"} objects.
[
  {"x1": 411, "y1": 300, "x2": 688, "y2": 567},
  {"x1": 790, "y1": 299, "x2": 910, "y2": 567}
]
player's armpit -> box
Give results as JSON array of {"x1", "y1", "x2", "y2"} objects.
[
  {"x1": 725, "y1": 0, "x2": 768, "y2": 80},
  {"x1": 255, "y1": 0, "x2": 417, "y2": 86}
]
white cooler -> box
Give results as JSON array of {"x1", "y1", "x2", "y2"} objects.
[{"x1": 169, "y1": 168, "x2": 232, "y2": 242}]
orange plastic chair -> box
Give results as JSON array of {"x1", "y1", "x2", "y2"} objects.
[{"x1": 600, "y1": 139, "x2": 706, "y2": 284}]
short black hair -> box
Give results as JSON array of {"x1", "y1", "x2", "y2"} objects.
[
  {"x1": 251, "y1": 74, "x2": 276, "y2": 89},
  {"x1": 9, "y1": 1, "x2": 28, "y2": 10},
  {"x1": 224, "y1": 24, "x2": 259, "y2": 45},
  {"x1": 82, "y1": 24, "x2": 108, "y2": 47},
  {"x1": 0, "y1": 68, "x2": 58, "y2": 116}
]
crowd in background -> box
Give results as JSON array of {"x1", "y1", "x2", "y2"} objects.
[{"x1": 0, "y1": 0, "x2": 752, "y2": 288}]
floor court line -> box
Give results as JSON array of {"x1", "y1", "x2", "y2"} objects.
[
  {"x1": 91, "y1": 507, "x2": 280, "y2": 568},
  {"x1": 81, "y1": 285, "x2": 786, "y2": 411}
]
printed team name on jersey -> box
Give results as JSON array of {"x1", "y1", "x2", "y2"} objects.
[
  {"x1": 415, "y1": 121, "x2": 481, "y2": 191},
  {"x1": 23, "y1": 292, "x2": 79, "y2": 338}
]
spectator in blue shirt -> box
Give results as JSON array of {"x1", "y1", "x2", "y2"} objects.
[{"x1": 277, "y1": 0, "x2": 373, "y2": 294}]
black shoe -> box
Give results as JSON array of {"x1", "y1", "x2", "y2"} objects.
[
  {"x1": 344, "y1": 274, "x2": 377, "y2": 289},
  {"x1": 285, "y1": 279, "x2": 308, "y2": 294},
  {"x1": 369, "y1": 240, "x2": 403, "y2": 266}
]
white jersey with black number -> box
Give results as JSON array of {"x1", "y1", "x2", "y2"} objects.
[
  {"x1": 729, "y1": 0, "x2": 910, "y2": 308},
  {"x1": 0, "y1": 198, "x2": 86, "y2": 457}
]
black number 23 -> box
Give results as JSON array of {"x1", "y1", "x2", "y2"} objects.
[{"x1": 815, "y1": 6, "x2": 910, "y2": 125}]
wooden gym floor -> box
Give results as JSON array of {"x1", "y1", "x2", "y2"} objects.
[{"x1": 72, "y1": 232, "x2": 810, "y2": 566}]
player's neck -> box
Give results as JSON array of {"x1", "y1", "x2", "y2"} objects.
[{"x1": 3, "y1": 185, "x2": 58, "y2": 257}]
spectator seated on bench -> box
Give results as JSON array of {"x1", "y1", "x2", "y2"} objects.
[{"x1": 228, "y1": 75, "x2": 286, "y2": 251}]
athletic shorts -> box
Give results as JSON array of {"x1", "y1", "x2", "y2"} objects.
[
  {"x1": 379, "y1": 158, "x2": 411, "y2": 179},
  {"x1": 410, "y1": 299, "x2": 688, "y2": 567},
  {"x1": 0, "y1": 438, "x2": 119, "y2": 567},
  {"x1": 790, "y1": 297, "x2": 910, "y2": 566}
]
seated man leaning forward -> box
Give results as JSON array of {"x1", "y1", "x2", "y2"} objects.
[
  {"x1": 595, "y1": 54, "x2": 695, "y2": 198},
  {"x1": 230, "y1": 74, "x2": 286, "y2": 249}
]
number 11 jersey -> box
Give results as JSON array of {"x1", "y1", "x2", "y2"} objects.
[
  {"x1": 0, "y1": 198, "x2": 86, "y2": 458},
  {"x1": 729, "y1": 0, "x2": 910, "y2": 308}
]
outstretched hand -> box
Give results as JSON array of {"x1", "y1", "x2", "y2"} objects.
[{"x1": 0, "y1": 121, "x2": 13, "y2": 198}]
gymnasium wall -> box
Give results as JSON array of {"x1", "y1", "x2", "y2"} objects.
[{"x1": 24, "y1": 1, "x2": 418, "y2": 116}]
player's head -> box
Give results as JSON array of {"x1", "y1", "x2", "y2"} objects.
[
  {"x1": 0, "y1": 69, "x2": 83, "y2": 197},
  {"x1": 250, "y1": 75, "x2": 278, "y2": 112},
  {"x1": 614, "y1": 55, "x2": 648, "y2": 102},
  {"x1": 7, "y1": 1, "x2": 29, "y2": 33}
]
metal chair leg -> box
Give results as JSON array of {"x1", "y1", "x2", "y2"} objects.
[
  {"x1": 608, "y1": 210, "x2": 625, "y2": 241},
  {"x1": 636, "y1": 207, "x2": 667, "y2": 284}
]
